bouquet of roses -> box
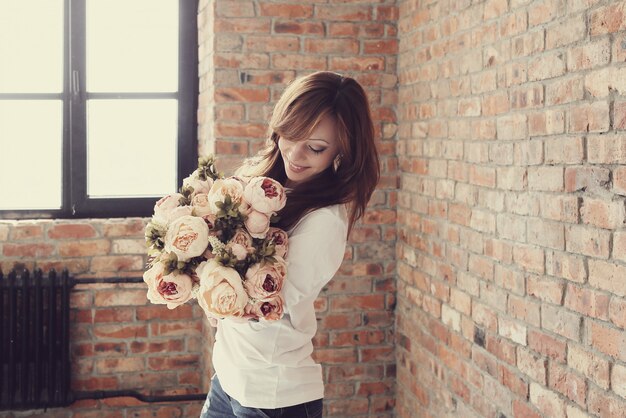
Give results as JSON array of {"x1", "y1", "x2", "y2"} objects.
[{"x1": 143, "y1": 156, "x2": 289, "y2": 322}]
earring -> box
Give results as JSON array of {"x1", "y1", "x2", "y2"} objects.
[{"x1": 333, "y1": 154, "x2": 342, "y2": 173}]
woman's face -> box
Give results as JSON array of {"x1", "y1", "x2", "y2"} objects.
[{"x1": 278, "y1": 115, "x2": 340, "y2": 187}]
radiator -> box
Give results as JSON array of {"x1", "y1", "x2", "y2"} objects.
[{"x1": 0, "y1": 268, "x2": 71, "y2": 410}]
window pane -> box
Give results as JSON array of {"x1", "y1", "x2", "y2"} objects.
[
  {"x1": 86, "y1": 0, "x2": 178, "y2": 93},
  {"x1": 0, "y1": 0, "x2": 63, "y2": 93},
  {"x1": 87, "y1": 99, "x2": 177, "y2": 198},
  {"x1": 0, "y1": 100, "x2": 62, "y2": 209}
]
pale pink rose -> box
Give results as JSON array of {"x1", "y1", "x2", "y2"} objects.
[
  {"x1": 183, "y1": 172, "x2": 214, "y2": 195},
  {"x1": 247, "y1": 294, "x2": 285, "y2": 321},
  {"x1": 243, "y1": 177, "x2": 286, "y2": 214},
  {"x1": 206, "y1": 178, "x2": 244, "y2": 213},
  {"x1": 227, "y1": 229, "x2": 254, "y2": 261},
  {"x1": 191, "y1": 193, "x2": 214, "y2": 217},
  {"x1": 196, "y1": 260, "x2": 249, "y2": 318},
  {"x1": 201, "y1": 213, "x2": 217, "y2": 230},
  {"x1": 167, "y1": 205, "x2": 194, "y2": 222},
  {"x1": 238, "y1": 200, "x2": 252, "y2": 216},
  {"x1": 245, "y1": 210, "x2": 270, "y2": 239},
  {"x1": 153, "y1": 193, "x2": 184, "y2": 223},
  {"x1": 164, "y1": 215, "x2": 210, "y2": 261},
  {"x1": 244, "y1": 258, "x2": 286, "y2": 300},
  {"x1": 266, "y1": 227, "x2": 289, "y2": 258},
  {"x1": 143, "y1": 262, "x2": 194, "y2": 309},
  {"x1": 231, "y1": 175, "x2": 251, "y2": 187}
]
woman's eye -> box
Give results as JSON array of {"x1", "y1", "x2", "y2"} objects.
[{"x1": 309, "y1": 146, "x2": 325, "y2": 154}]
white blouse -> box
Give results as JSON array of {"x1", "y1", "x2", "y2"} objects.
[{"x1": 212, "y1": 203, "x2": 349, "y2": 409}]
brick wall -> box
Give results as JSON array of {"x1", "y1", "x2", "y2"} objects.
[
  {"x1": 198, "y1": 0, "x2": 399, "y2": 416},
  {"x1": 0, "y1": 219, "x2": 207, "y2": 417},
  {"x1": 0, "y1": 1, "x2": 398, "y2": 417},
  {"x1": 396, "y1": 0, "x2": 626, "y2": 417}
]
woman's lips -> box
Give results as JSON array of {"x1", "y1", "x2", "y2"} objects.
[{"x1": 287, "y1": 159, "x2": 307, "y2": 173}]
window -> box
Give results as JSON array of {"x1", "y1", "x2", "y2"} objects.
[{"x1": 0, "y1": 0, "x2": 198, "y2": 219}]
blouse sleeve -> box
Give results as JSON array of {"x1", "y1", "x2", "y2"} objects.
[{"x1": 281, "y1": 206, "x2": 348, "y2": 331}]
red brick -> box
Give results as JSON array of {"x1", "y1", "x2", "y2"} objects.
[
  {"x1": 609, "y1": 296, "x2": 626, "y2": 328},
  {"x1": 590, "y1": 320, "x2": 626, "y2": 361},
  {"x1": 546, "y1": 76, "x2": 584, "y2": 105},
  {"x1": 542, "y1": 304, "x2": 581, "y2": 341},
  {"x1": 215, "y1": 17, "x2": 271, "y2": 34},
  {"x1": 528, "y1": 329, "x2": 567, "y2": 363},
  {"x1": 10, "y1": 224, "x2": 44, "y2": 240},
  {"x1": 90, "y1": 255, "x2": 144, "y2": 272},
  {"x1": 130, "y1": 338, "x2": 185, "y2": 354},
  {"x1": 568, "y1": 102, "x2": 610, "y2": 133},
  {"x1": 567, "y1": 38, "x2": 611, "y2": 71},
  {"x1": 258, "y1": 2, "x2": 313, "y2": 18},
  {"x1": 58, "y1": 240, "x2": 111, "y2": 257},
  {"x1": 585, "y1": 67, "x2": 626, "y2": 97},
  {"x1": 215, "y1": 52, "x2": 270, "y2": 69},
  {"x1": 315, "y1": 5, "x2": 372, "y2": 21},
  {"x1": 364, "y1": 39, "x2": 399, "y2": 55},
  {"x1": 564, "y1": 166, "x2": 610, "y2": 193},
  {"x1": 3, "y1": 243, "x2": 55, "y2": 257},
  {"x1": 589, "y1": 1, "x2": 626, "y2": 35},
  {"x1": 147, "y1": 354, "x2": 200, "y2": 370},
  {"x1": 510, "y1": 85, "x2": 544, "y2": 109},
  {"x1": 546, "y1": 251, "x2": 587, "y2": 284},
  {"x1": 215, "y1": 87, "x2": 270, "y2": 103},
  {"x1": 517, "y1": 347, "x2": 547, "y2": 384},
  {"x1": 528, "y1": 52, "x2": 565, "y2": 81},
  {"x1": 588, "y1": 134, "x2": 626, "y2": 163},
  {"x1": 94, "y1": 307, "x2": 134, "y2": 323},
  {"x1": 513, "y1": 244, "x2": 545, "y2": 274},
  {"x1": 513, "y1": 400, "x2": 542, "y2": 418},
  {"x1": 48, "y1": 223, "x2": 97, "y2": 239},
  {"x1": 216, "y1": 1, "x2": 254, "y2": 17},
  {"x1": 565, "y1": 225, "x2": 611, "y2": 259},
  {"x1": 95, "y1": 357, "x2": 144, "y2": 374},
  {"x1": 548, "y1": 362, "x2": 587, "y2": 407},
  {"x1": 529, "y1": 383, "x2": 566, "y2": 418},
  {"x1": 544, "y1": 136, "x2": 583, "y2": 164},
  {"x1": 587, "y1": 385, "x2": 626, "y2": 418},
  {"x1": 546, "y1": 15, "x2": 586, "y2": 49},
  {"x1": 274, "y1": 20, "x2": 324, "y2": 35},
  {"x1": 528, "y1": 0, "x2": 561, "y2": 26},
  {"x1": 93, "y1": 324, "x2": 148, "y2": 339},
  {"x1": 568, "y1": 343, "x2": 611, "y2": 389},
  {"x1": 589, "y1": 260, "x2": 626, "y2": 297},
  {"x1": 581, "y1": 197, "x2": 626, "y2": 229},
  {"x1": 150, "y1": 321, "x2": 202, "y2": 337}
]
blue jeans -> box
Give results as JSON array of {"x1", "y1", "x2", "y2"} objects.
[{"x1": 200, "y1": 375, "x2": 323, "y2": 418}]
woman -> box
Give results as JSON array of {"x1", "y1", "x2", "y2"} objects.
[{"x1": 201, "y1": 71, "x2": 380, "y2": 418}]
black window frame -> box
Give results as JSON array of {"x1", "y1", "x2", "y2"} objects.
[{"x1": 0, "y1": 0, "x2": 198, "y2": 220}]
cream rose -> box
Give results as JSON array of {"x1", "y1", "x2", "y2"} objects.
[
  {"x1": 243, "y1": 177, "x2": 286, "y2": 214},
  {"x1": 191, "y1": 193, "x2": 214, "y2": 217},
  {"x1": 164, "y1": 215, "x2": 210, "y2": 261},
  {"x1": 206, "y1": 178, "x2": 244, "y2": 213},
  {"x1": 197, "y1": 260, "x2": 249, "y2": 318},
  {"x1": 167, "y1": 205, "x2": 194, "y2": 222},
  {"x1": 266, "y1": 227, "x2": 289, "y2": 258},
  {"x1": 227, "y1": 229, "x2": 255, "y2": 261},
  {"x1": 183, "y1": 172, "x2": 214, "y2": 196},
  {"x1": 246, "y1": 294, "x2": 285, "y2": 321},
  {"x1": 245, "y1": 210, "x2": 270, "y2": 239},
  {"x1": 153, "y1": 193, "x2": 184, "y2": 223},
  {"x1": 143, "y1": 262, "x2": 194, "y2": 309},
  {"x1": 244, "y1": 258, "x2": 286, "y2": 300}
]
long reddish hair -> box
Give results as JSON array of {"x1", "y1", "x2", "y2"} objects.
[{"x1": 238, "y1": 71, "x2": 380, "y2": 235}]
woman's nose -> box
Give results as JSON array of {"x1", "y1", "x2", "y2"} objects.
[{"x1": 289, "y1": 143, "x2": 306, "y2": 161}]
